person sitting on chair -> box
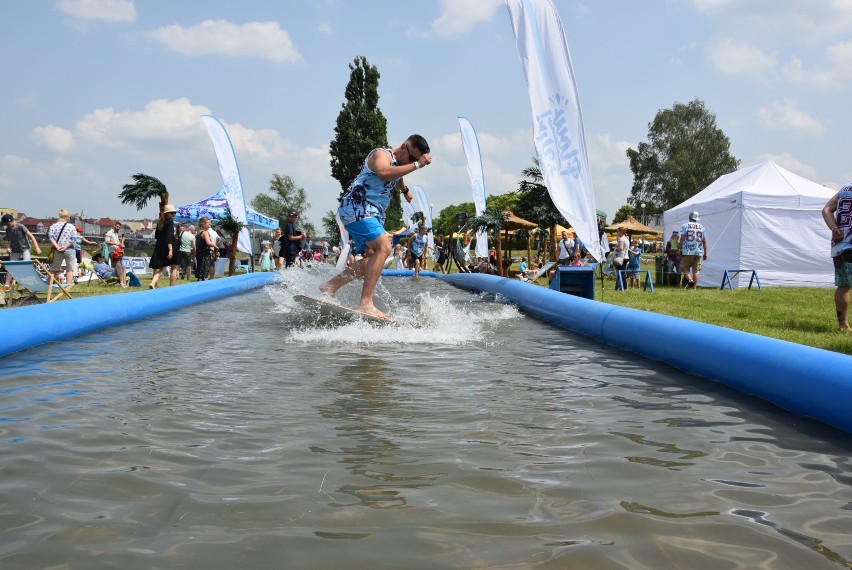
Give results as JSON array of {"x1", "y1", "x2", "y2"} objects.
[{"x1": 92, "y1": 253, "x2": 119, "y2": 281}]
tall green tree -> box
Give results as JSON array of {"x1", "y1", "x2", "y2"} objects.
[
  {"x1": 626, "y1": 98, "x2": 739, "y2": 214},
  {"x1": 486, "y1": 192, "x2": 520, "y2": 215},
  {"x1": 329, "y1": 56, "x2": 388, "y2": 196},
  {"x1": 611, "y1": 204, "x2": 635, "y2": 224},
  {"x1": 322, "y1": 210, "x2": 341, "y2": 247},
  {"x1": 432, "y1": 202, "x2": 476, "y2": 236},
  {"x1": 251, "y1": 174, "x2": 311, "y2": 225}
]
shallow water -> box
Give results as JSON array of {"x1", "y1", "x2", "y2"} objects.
[{"x1": 1, "y1": 265, "x2": 851, "y2": 569}]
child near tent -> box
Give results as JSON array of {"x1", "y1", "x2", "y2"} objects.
[{"x1": 259, "y1": 243, "x2": 272, "y2": 271}]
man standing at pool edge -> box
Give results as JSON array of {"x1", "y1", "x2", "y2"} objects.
[
  {"x1": 823, "y1": 182, "x2": 852, "y2": 331},
  {"x1": 320, "y1": 134, "x2": 432, "y2": 319}
]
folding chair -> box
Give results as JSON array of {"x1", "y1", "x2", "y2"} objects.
[
  {"x1": 600, "y1": 255, "x2": 616, "y2": 280},
  {"x1": 1, "y1": 259, "x2": 74, "y2": 306},
  {"x1": 85, "y1": 266, "x2": 120, "y2": 287},
  {"x1": 518, "y1": 261, "x2": 555, "y2": 282}
]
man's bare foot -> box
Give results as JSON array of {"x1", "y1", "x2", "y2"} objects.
[
  {"x1": 356, "y1": 303, "x2": 390, "y2": 320},
  {"x1": 319, "y1": 282, "x2": 337, "y2": 299}
]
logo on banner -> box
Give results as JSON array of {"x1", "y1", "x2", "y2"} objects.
[
  {"x1": 534, "y1": 93, "x2": 581, "y2": 180},
  {"x1": 121, "y1": 257, "x2": 149, "y2": 273}
]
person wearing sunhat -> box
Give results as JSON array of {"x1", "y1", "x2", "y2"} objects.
[
  {"x1": 149, "y1": 203, "x2": 179, "y2": 288},
  {"x1": 679, "y1": 210, "x2": 708, "y2": 289},
  {"x1": 3, "y1": 213, "x2": 43, "y2": 289}
]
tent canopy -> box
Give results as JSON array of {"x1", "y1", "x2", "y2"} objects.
[
  {"x1": 174, "y1": 188, "x2": 279, "y2": 229},
  {"x1": 663, "y1": 161, "x2": 835, "y2": 287},
  {"x1": 605, "y1": 215, "x2": 660, "y2": 235},
  {"x1": 502, "y1": 210, "x2": 537, "y2": 231}
]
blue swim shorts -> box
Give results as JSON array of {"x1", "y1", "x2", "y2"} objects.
[{"x1": 345, "y1": 217, "x2": 386, "y2": 255}]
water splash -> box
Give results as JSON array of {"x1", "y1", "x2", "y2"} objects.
[{"x1": 264, "y1": 265, "x2": 521, "y2": 346}]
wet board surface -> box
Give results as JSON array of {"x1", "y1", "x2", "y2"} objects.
[{"x1": 293, "y1": 294, "x2": 389, "y2": 325}]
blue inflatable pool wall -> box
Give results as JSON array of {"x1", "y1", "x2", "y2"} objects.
[{"x1": 0, "y1": 272, "x2": 279, "y2": 358}]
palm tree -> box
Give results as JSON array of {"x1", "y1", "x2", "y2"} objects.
[
  {"x1": 471, "y1": 208, "x2": 507, "y2": 275},
  {"x1": 515, "y1": 157, "x2": 564, "y2": 262},
  {"x1": 214, "y1": 212, "x2": 246, "y2": 276},
  {"x1": 119, "y1": 173, "x2": 169, "y2": 211}
]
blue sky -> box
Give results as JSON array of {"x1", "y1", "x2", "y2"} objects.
[{"x1": 2, "y1": 0, "x2": 851, "y2": 230}]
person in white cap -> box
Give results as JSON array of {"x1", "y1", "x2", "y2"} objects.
[{"x1": 679, "y1": 211, "x2": 707, "y2": 289}]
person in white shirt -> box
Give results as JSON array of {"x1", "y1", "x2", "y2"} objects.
[
  {"x1": 679, "y1": 211, "x2": 708, "y2": 289},
  {"x1": 103, "y1": 220, "x2": 127, "y2": 287},
  {"x1": 557, "y1": 230, "x2": 575, "y2": 266},
  {"x1": 612, "y1": 226, "x2": 629, "y2": 290},
  {"x1": 48, "y1": 209, "x2": 78, "y2": 286}
]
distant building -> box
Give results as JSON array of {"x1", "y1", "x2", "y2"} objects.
[
  {"x1": 126, "y1": 219, "x2": 155, "y2": 238},
  {"x1": 0, "y1": 208, "x2": 21, "y2": 223},
  {"x1": 9, "y1": 212, "x2": 139, "y2": 238},
  {"x1": 96, "y1": 218, "x2": 115, "y2": 236},
  {"x1": 19, "y1": 217, "x2": 54, "y2": 234}
]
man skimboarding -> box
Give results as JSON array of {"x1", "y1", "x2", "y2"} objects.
[{"x1": 320, "y1": 135, "x2": 432, "y2": 320}]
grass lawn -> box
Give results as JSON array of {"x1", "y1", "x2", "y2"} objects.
[
  {"x1": 593, "y1": 281, "x2": 852, "y2": 355},
  {"x1": 501, "y1": 257, "x2": 852, "y2": 356}
]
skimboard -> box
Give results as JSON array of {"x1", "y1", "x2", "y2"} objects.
[{"x1": 293, "y1": 294, "x2": 389, "y2": 325}]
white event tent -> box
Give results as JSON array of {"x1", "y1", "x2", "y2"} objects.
[{"x1": 663, "y1": 161, "x2": 836, "y2": 288}]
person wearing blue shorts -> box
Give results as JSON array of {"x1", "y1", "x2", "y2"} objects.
[{"x1": 320, "y1": 135, "x2": 432, "y2": 319}]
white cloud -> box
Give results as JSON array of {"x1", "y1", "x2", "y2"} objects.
[
  {"x1": 707, "y1": 38, "x2": 777, "y2": 76},
  {"x1": 31, "y1": 124, "x2": 75, "y2": 152},
  {"x1": 146, "y1": 20, "x2": 302, "y2": 63},
  {"x1": 73, "y1": 98, "x2": 212, "y2": 148},
  {"x1": 691, "y1": 1, "x2": 852, "y2": 89},
  {"x1": 684, "y1": 0, "x2": 738, "y2": 11},
  {"x1": 587, "y1": 133, "x2": 632, "y2": 216},
  {"x1": 428, "y1": 0, "x2": 503, "y2": 37},
  {"x1": 687, "y1": 0, "x2": 852, "y2": 44},
  {"x1": 17, "y1": 97, "x2": 337, "y2": 219},
  {"x1": 782, "y1": 40, "x2": 852, "y2": 89},
  {"x1": 57, "y1": 0, "x2": 136, "y2": 23},
  {"x1": 588, "y1": 133, "x2": 630, "y2": 176},
  {"x1": 754, "y1": 152, "x2": 817, "y2": 179},
  {"x1": 318, "y1": 21, "x2": 334, "y2": 35},
  {"x1": 757, "y1": 99, "x2": 824, "y2": 135}
]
